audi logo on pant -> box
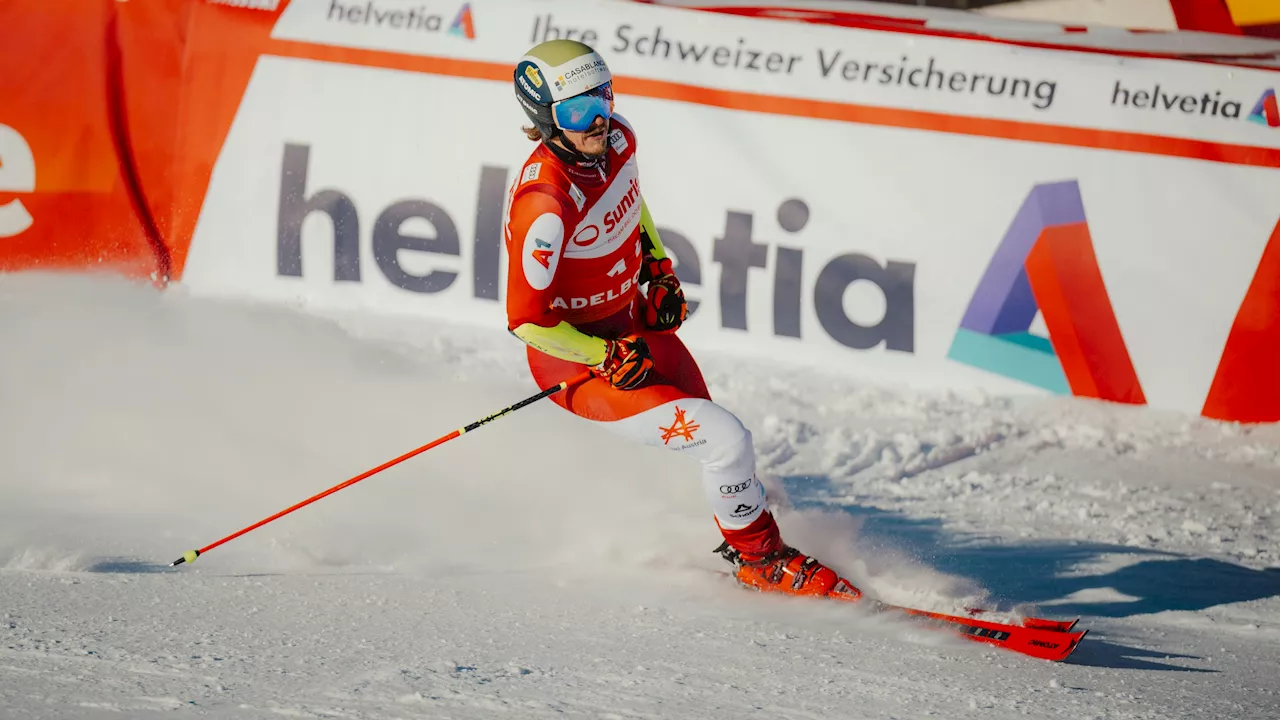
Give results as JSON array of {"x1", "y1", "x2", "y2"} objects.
[{"x1": 719, "y1": 478, "x2": 753, "y2": 495}]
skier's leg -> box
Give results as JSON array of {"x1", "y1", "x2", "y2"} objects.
[
  {"x1": 526, "y1": 332, "x2": 854, "y2": 596},
  {"x1": 525, "y1": 331, "x2": 784, "y2": 558},
  {"x1": 612, "y1": 396, "x2": 783, "y2": 552}
]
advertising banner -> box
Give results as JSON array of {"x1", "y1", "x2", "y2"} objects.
[
  {"x1": 3, "y1": 0, "x2": 1279, "y2": 422},
  {"x1": 265, "y1": 0, "x2": 1280, "y2": 153},
  {"x1": 0, "y1": 1, "x2": 174, "y2": 282}
]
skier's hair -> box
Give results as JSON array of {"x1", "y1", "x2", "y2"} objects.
[{"x1": 523, "y1": 125, "x2": 543, "y2": 141}]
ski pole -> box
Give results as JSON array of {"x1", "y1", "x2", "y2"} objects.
[{"x1": 168, "y1": 371, "x2": 592, "y2": 567}]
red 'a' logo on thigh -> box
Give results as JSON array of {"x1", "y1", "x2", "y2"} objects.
[{"x1": 659, "y1": 406, "x2": 700, "y2": 445}]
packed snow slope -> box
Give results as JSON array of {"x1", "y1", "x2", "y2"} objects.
[{"x1": 2, "y1": 272, "x2": 1279, "y2": 720}]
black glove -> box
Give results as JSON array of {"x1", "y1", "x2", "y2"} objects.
[
  {"x1": 592, "y1": 334, "x2": 653, "y2": 390},
  {"x1": 639, "y1": 256, "x2": 687, "y2": 334}
]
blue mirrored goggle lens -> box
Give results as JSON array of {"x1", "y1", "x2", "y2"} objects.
[{"x1": 553, "y1": 85, "x2": 614, "y2": 132}]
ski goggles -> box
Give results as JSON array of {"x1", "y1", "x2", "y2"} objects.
[{"x1": 552, "y1": 83, "x2": 614, "y2": 132}]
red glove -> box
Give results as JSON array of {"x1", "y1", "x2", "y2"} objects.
[
  {"x1": 592, "y1": 334, "x2": 653, "y2": 390},
  {"x1": 638, "y1": 256, "x2": 687, "y2": 334}
]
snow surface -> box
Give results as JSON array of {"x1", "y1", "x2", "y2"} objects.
[{"x1": 2, "y1": 272, "x2": 1279, "y2": 719}]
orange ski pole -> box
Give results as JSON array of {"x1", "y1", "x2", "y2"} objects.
[{"x1": 168, "y1": 371, "x2": 591, "y2": 567}]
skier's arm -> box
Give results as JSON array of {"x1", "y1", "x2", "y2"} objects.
[
  {"x1": 638, "y1": 198, "x2": 668, "y2": 263},
  {"x1": 505, "y1": 188, "x2": 609, "y2": 366},
  {"x1": 511, "y1": 321, "x2": 608, "y2": 365},
  {"x1": 637, "y1": 196, "x2": 687, "y2": 333}
]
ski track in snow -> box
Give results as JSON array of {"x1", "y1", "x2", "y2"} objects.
[{"x1": 1, "y1": 272, "x2": 1279, "y2": 719}]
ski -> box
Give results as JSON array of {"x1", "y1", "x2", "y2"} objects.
[
  {"x1": 817, "y1": 580, "x2": 1086, "y2": 662},
  {"x1": 711, "y1": 553, "x2": 1087, "y2": 662},
  {"x1": 961, "y1": 607, "x2": 1080, "y2": 633},
  {"x1": 1020, "y1": 616, "x2": 1079, "y2": 633},
  {"x1": 870, "y1": 601, "x2": 1087, "y2": 662}
]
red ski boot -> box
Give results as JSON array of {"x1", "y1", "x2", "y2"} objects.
[{"x1": 714, "y1": 541, "x2": 863, "y2": 601}]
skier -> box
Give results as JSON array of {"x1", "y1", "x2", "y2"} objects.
[{"x1": 503, "y1": 39, "x2": 860, "y2": 601}]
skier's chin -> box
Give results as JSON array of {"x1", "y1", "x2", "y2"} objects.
[{"x1": 576, "y1": 122, "x2": 610, "y2": 157}]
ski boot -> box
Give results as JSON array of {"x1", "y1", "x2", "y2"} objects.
[{"x1": 714, "y1": 541, "x2": 863, "y2": 601}]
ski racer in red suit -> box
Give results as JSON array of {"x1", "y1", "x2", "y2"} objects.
[{"x1": 503, "y1": 40, "x2": 860, "y2": 602}]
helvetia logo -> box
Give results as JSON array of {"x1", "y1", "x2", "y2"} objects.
[
  {"x1": 1248, "y1": 89, "x2": 1279, "y2": 128},
  {"x1": 327, "y1": 1, "x2": 474, "y2": 38},
  {"x1": 947, "y1": 181, "x2": 1146, "y2": 405},
  {"x1": 448, "y1": 3, "x2": 474, "y2": 40}
]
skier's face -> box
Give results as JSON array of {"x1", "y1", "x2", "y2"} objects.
[{"x1": 562, "y1": 116, "x2": 610, "y2": 158}]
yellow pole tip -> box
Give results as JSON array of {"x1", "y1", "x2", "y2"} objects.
[{"x1": 183, "y1": 550, "x2": 199, "y2": 564}]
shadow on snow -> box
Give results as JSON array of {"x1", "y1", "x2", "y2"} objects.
[
  {"x1": 1065, "y1": 638, "x2": 1216, "y2": 673},
  {"x1": 81, "y1": 557, "x2": 172, "y2": 574},
  {"x1": 780, "y1": 474, "x2": 1280, "y2": 671}
]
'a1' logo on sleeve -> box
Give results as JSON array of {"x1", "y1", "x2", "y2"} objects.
[{"x1": 521, "y1": 212, "x2": 565, "y2": 291}]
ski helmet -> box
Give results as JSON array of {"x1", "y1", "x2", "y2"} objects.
[{"x1": 514, "y1": 39, "x2": 614, "y2": 141}]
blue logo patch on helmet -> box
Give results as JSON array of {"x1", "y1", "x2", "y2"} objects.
[{"x1": 515, "y1": 61, "x2": 552, "y2": 105}]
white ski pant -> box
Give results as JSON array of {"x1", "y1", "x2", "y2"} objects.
[{"x1": 598, "y1": 398, "x2": 766, "y2": 530}]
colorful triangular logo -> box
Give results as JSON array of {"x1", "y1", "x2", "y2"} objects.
[
  {"x1": 448, "y1": 3, "x2": 475, "y2": 40},
  {"x1": 1248, "y1": 88, "x2": 1279, "y2": 128},
  {"x1": 659, "y1": 406, "x2": 701, "y2": 445},
  {"x1": 947, "y1": 181, "x2": 1146, "y2": 405},
  {"x1": 532, "y1": 237, "x2": 554, "y2": 268}
]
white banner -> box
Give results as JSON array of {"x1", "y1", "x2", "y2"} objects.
[
  {"x1": 269, "y1": 0, "x2": 1280, "y2": 147},
  {"x1": 182, "y1": 43, "x2": 1280, "y2": 414},
  {"x1": 165, "y1": 0, "x2": 1280, "y2": 423}
]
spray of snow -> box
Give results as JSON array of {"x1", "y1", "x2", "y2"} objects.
[
  {"x1": 0, "y1": 273, "x2": 946, "y2": 609},
  {"x1": 4, "y1": 272, "x2": 1280, "y2": 719},
  {"x1": 5, "y1": 272, "x2": 1278, "y2": 602}
]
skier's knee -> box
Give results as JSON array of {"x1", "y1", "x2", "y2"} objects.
[
  {"x1": 700, "y1": 412, "x2": 756, "y2": 490},
  {"x1": 705, "y1": 423, "x2": 753, "y2": 475}
]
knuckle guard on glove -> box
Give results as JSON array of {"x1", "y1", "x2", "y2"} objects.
[
  {"x1": 593, "y1": 334, "x2": 654, "y2": 390},
  {"x1": 639, "y1": 257, "x2": 687, "y2": 333}
]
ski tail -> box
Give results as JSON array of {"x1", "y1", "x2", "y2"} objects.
[
  {"x1": 1021, "y1": 616, "x2": 1079, "y2": 633},
  {"x1": 962, "y1": 608, "x2": 1080, "y2": 633}
]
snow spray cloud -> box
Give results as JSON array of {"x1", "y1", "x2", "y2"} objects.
[{"x1": 0, "y1": 273, "x2": 715, "y2": 576}]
